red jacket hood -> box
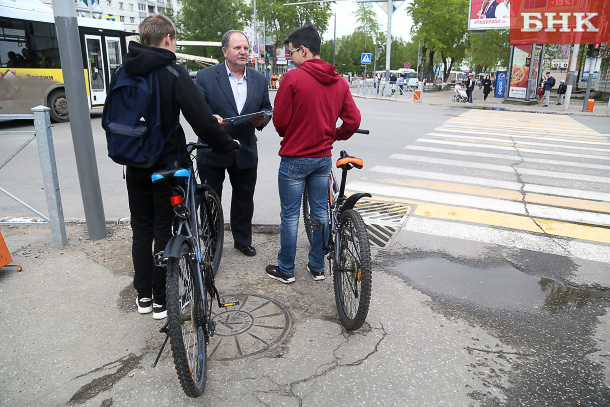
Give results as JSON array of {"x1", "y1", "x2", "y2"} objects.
[{"x1": 299, "y1": 58, "x2": 340, "y2": 85}]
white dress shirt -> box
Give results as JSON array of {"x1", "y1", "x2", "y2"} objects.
[{"x1": 225, "y1": 62, "x2": 247, "y2": 114}]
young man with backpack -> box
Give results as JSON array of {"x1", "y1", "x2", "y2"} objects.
[
  {"x1": 102, "y1": 14, "x2": 239, "y2": 320},
  {"x1": 543, "y1": 71, "x2": 555, "y2": 107}
]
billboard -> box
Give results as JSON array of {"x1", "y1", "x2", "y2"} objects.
[
  {"x1": 510, "y1": 0, "x2": 610, "y2": 44},
  {"x1": 468, "y1": 0, "x2": 510, "y2": 30},
  {"x1": 508, "y1": 44, "x2": 544, "y2": 99}
]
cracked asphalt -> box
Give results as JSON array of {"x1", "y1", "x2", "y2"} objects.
[{"x1": 1, "y1": 221, "x2": 609, "y2": 406}]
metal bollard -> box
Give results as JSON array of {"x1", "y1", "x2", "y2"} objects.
[{"x1": 32, "y1": 106, "x2": 67, "y2": 248}]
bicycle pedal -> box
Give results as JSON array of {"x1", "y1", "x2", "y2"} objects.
[
  {"x1": 220, "y1": 301, "x2": 239, "y2": 308},
  {"x1": 153, "y1": 251, "x2": 168, "y2": 267}
]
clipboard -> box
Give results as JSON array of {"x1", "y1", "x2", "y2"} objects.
[{"x1": 222, "y1": 110, "x2": 273, "y2": 125}]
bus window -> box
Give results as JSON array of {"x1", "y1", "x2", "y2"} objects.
[
  {"x1": 30, "y1": 21, "x2": 61, "y2": 68},
  {"x1": 0, "y1": 20, "x2": 27, "y2": 68},
  {"x1": 105, "y1": 37, "x2": 121, "y2": 77}
]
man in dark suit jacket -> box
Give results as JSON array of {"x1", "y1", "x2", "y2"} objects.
[{"x1": 195, "y1": 30, "x2": 272, "y2": 257}]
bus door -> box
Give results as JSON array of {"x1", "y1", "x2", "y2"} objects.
[
  {"x1": 105, "y1": 37, "x2": 122, "y2": 79},
  {"x1": 84, "y1": 34, "x2": 106, "y2": 106}
]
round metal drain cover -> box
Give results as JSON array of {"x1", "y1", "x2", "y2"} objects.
[{"x1": 209, "y1": 294, "x2": 291, "y2": 361}]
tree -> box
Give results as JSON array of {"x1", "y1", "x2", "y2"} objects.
[
  {"x1": 176, "y1": 0, "x2": 251, "y2": 69},
  {"x1": 407, "y1": 0, "x2": 469, "y2": 81},
  {"x1": 469, "y1": 29, "x2": 510, "y2": 73}
]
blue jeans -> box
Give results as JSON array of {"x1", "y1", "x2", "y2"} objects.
[{"x1": 277, "y1": 156, "x2": 331, "y2": 275}]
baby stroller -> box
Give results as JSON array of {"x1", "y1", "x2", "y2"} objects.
[{"x1": 452, "y1": 86, "x2": 468, "y2": 103}]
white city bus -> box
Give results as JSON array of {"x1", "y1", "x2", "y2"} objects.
[{"x1": 0, "y1": 0, "x2": 127, "y2": 121}]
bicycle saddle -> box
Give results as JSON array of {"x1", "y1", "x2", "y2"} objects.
[
  {"x1": 336, "y1": 151, "x2": 363, "y2": 169},
  {"x1": 151, "y1": 168, "x2": 190, "y2": 183}
]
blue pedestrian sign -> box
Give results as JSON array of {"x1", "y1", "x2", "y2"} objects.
[{"x1": 361, "y1": 53, "x2": 372, "y2": 64}]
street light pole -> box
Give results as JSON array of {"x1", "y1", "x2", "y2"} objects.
[
  {"x1": 384, "y1": 0, "x2": 393, "y2": 96},
  {"x1": 254, "y1": 0, "x2": 258, "y2": 71},
  {"x1": 333, "y1": 8, "x2": 336, "y2": 67}
]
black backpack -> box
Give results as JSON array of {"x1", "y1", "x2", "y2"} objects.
[
  {"x1": 104, "y1": 65, "x2": 178, "y2": 168},
  {"x1": 547, "y1": 76, "x2": 555, "y2": 88}
]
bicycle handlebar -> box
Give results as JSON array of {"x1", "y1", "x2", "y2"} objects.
[{"x1": 355, "y1": 129, "x2": 369, "y2": 134}]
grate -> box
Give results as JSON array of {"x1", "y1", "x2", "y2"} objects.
[{"x1": 354, "y1": 199, "x2": 415, "y2": 249}]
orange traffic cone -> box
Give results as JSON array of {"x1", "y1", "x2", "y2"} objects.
[{"x1": 0, "y1": 229, "x2": 22, "y2": 272}]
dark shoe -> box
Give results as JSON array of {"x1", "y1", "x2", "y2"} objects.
[
  {"x1": 556, "y1": 103, "x2": 561, "y2": 105},
  {"x1": 136, "y1": 296, "x2": 153, "y2": 314},
  {"x1": 235, "y1": 244, "x2": 256, "y2": 256},
  {"x1": 266, "y1": 265, "x2": 295, "y2": 284},
  {"x1": 307, "y1": 263, "x2": 325, "y2": 281},
  {"x1": 152, "y1": 303, "x2": 167, "y2": 320}
]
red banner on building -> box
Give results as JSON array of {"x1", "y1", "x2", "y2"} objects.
[{"x1": 510, "y1": 0, "x2": 610, "y2": 44}]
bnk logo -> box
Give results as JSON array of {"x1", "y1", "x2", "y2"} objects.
[{"x1": 521, "y1": 13, "x2": 599, "y2": 32}]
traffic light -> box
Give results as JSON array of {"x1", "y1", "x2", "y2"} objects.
[
  {"x1": 265, "y1": 45, "x2": 274, "y2": 58},
  {"x1": 586, "y1": 44, "x2": 600, "y2": 58}
]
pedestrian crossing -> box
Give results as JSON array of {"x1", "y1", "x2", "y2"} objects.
[{"x1": 349, "y1": 110, "x2": 610, "y2": 263}]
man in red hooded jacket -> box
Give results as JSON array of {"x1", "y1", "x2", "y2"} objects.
[{"x1": 266, "y1": 23, "x2": 361, "y2": 284}]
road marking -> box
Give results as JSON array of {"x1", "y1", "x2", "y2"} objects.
[
  {"x1": 370, "y1": 165, "x2": 610, "y2": 202},
  {"x1": 418, "y1": 138, "x2": 610, "y2": 161},
  {"x1": 405, "y1": 217, "x2": 610, "y2": 264},
  {"x1": 390, "y1": 153, "x2": 610, "y2": 184},
  {"x1": 405, "y1": 145, "x2": 610, "y2": 171},
  {"x1": 379, "y1": 178, "x2": 610, "y2": 214},
  {"x1": 428, "y1": 132, "x2": 610, "y2": 153},
  {"x1": 443, "y1": 121, "x2": 605, "y2": 138},
  {"x1": 348, "y1": 180, "x2": 610, "y2": 228}
]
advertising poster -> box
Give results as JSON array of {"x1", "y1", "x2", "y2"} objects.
[
  {"x1": 510, "y1": 0, "x2": 610, "y2": 45},
  {"x1": 494, "y1": 71, "x2": 507, "y2": 98},
  {"x1": 508, "y1": 45, "x2": 530, "y2": 99},
  {"x1": 527, "y1": 45, "x2": 544, "y2": 100},
  {"x1": 468, "y1": 0, "x2": 511, "y2": 30}
]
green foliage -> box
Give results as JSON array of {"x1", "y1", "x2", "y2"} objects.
[
  {"x1": 176, "y1": 0, "x2": 251, "y2": 69},
  {"x1": 353, "y1": 3, "x2": 381, "y2": 41},
  {"x1": 255, "y1": 0, "x2": 332, "y2": 49},
  {"x1": 469, "y1": 29, "x2": 510, "y2": 71}
]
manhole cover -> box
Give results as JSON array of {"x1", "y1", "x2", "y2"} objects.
[
  {"x1": 208, "y1": 294, "x2": 291, "y2": 361},
  {"x1": 355, "y1": 199, "x2": 415, "y2": 249}
]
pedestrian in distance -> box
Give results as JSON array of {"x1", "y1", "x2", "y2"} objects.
[
  {"x1": 482, "y1": 74, "x2": 492, "y2": 103},
  {"x1": 397, "y1": 75, "x2": 405, "y2": 95},
  {"x1": 195, "y1": 30, "x2": 272, "y2": 258},
  {"x1": 390, "y1": 72, "x2": 397, "y2": 95},
  {"x1": 556, "y1": 79, "x2": 567, "y2": 105},
  {"x1": 102, "y1": 14, "x2": 240, "y2": 320},
  {"x1": 266, "y1": 22, "x2": 361, "y2": 284},
  {"x1": 271, "y1": 72, "x2": 278, "y2": 89},
  {"x1": 537, "y1": 75, "x2": 546, "y2": 106},
  {"x1": 466, "y1": 74, "x2": 475, "y2": 103},
  {"x1": 543, "y1": 71, "x2": 555, "y2": 107}
]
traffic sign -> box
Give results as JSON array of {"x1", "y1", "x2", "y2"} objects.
[
  {"x1": 361, "y1": 53, "x2": 371, "y2": 64},
  {"x1": 404, "y1": 62, "x2": 410, "y2": 69},
  {"x1": 253, "y1": 45, "x2": 258, "y2": 53}
]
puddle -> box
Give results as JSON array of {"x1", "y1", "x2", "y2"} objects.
[
  {"x1": 397, "y1": 257, "x2": 593, "y2": 313},
  {"x1": 472, "y1": 106, "x2": 505, "y2": 111}
]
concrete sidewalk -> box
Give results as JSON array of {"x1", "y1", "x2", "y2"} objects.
[
  {"x1": 0, "y1": 222, "x2": 516, "y2": 406},
  {"x1": 352, "y1": 85, "x2": 610, "y2": 117}
]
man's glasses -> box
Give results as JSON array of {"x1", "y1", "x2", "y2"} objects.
[{"x1": 288, "y1": 45, "x2": 310, "y2": 57}]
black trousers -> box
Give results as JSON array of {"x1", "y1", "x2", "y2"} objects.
[
  {"x1": 126, "y1": 170, "x2": 173, "y2": 305},
  {"x1": 198, "y1": 162, "x2": 257, "y2": 247}
]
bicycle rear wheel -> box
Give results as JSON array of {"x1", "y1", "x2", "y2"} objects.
[
  {"x1": 198, "y1": 187, "x2": 224, "y2": 276},
  {"x1": 334, "y1": 209, "x2": 372, "y2": 331},
  {"x1": 166, "y1": 242, "x2": 207, "y2": 398}
]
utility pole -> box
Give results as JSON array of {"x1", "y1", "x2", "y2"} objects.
[
  {"x1": 563, "y1": 44, "x2": 579, "y2": 111},
  {"x1": 333, "y1": 9, "x2": 336, "y2": 67},
  {"x1": 52, "y1": 0, "x2": 107, "y2": 240},
  {"x1": 254, "y1": 0, "x2": 258, "y2": 71},
  {"x1": 384, "y1": 0, "x2": 393, "y2": 96}
]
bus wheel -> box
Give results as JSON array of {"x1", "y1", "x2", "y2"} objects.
[{"x1": 48, "y1": 90, "x2": 69, "y2": 123}]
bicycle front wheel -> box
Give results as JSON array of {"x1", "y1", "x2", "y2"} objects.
[
  {"x1": 334, "y1": 209, "x2": 372, "y2": 331},
  {"x1": 198, "y1": 187, "x2": 224, "y2": 276},
  {"x1": 166, "y1": 242, "x2": 207, "y2": 398}
]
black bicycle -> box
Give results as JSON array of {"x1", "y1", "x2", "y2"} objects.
[
  {"x1": 302, "y1": 129, "x2": 372, "y2": 331},
  {"x1": 151, "y1": 142, "x2": 235, "y2": 398}
]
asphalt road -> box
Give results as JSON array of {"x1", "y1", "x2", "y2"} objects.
[{"x1": 2, "y1": 94, "x2": 610, "y2": 405}]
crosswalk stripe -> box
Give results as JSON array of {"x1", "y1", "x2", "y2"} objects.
[
  {"x1": 445, "y1": 119, "x2": 603, "y2": 137},
  {"x1": 405, "y1": 145, "x2": 610, "y2": 171},
  {"x1": 434, "y1": 128, "x2": 610, "y2": 148},
  {"x1": 348, "y1": 181, "x2": 610, "y2": 227},
  {"x1": 441, "y1": 123, "x2": 607, "y2": 140},
  {"x1": 418, "y1": 138, "x2": 610, "y2": 161},
  {"x1": 390, "y1": 153, "x2": 610, "y2": 184},
  {"x1": 427, "y1": 132, "x2": 610, "y2": 153},
  {"x1": 405, "y1": 217, "x2": 610, "y2": 264},
  {"x1": 378, "y1": 178, "x2": 610, "y2": 214},
  {"x1": 370, "y1": 165, "x2": 610, "y2": 202}
]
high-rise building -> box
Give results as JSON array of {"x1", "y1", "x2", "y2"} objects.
[{"x1": 39, "y1": 0, "x2": 182, "y2": 33}]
